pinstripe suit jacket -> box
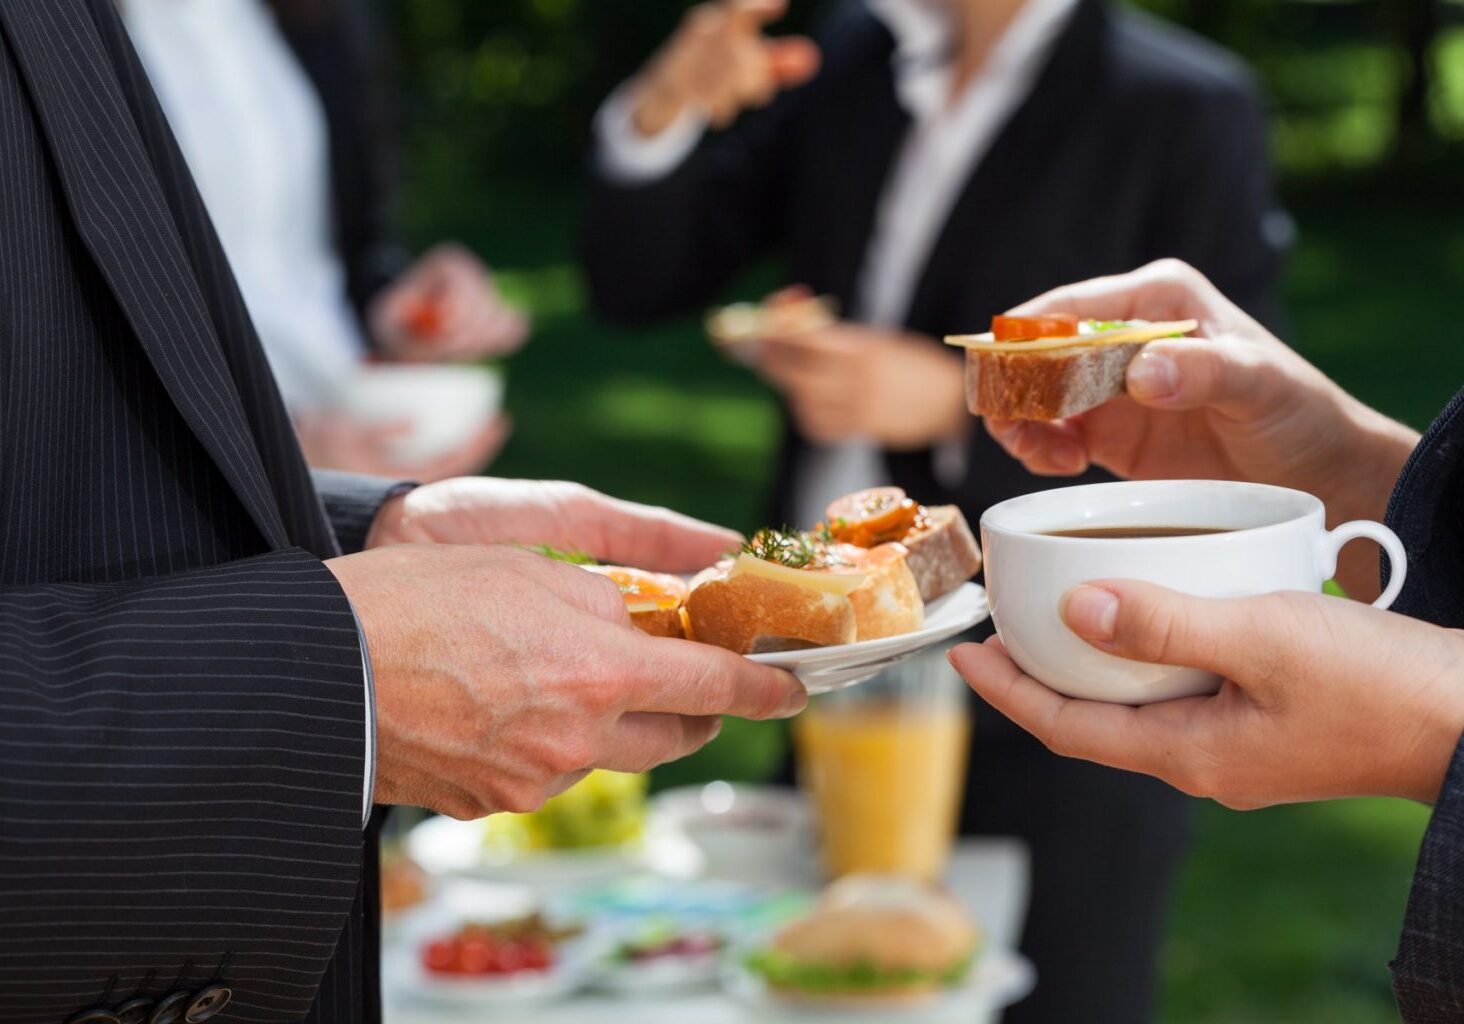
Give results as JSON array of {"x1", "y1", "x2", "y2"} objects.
[{"x1": 0, "y1": 0, "x2": 392, "y2": 1020}]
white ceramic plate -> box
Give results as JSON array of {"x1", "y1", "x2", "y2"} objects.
[
  {"x1": 721, "y1": 947, "x2": 1035, "y2": 1021},
  {"x1": 390, "y1": 885, "x2": 598, "y2": 1010},
  {"x1": 745, "y1": 583, "x2": 988, "y2": 694},
  {"x1": 406, "y1": 814, "x2": 699, "y2": 885}
]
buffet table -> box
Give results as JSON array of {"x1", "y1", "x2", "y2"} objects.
[{"x1": 383, "y1": 836, "x2": 1031, "y2": 1024}]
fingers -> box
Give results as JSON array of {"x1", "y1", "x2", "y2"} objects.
[
  {"x1": 983, "y1": 417, "x2": 1090, "y2": 475},
  {"x1": 1125, "y1": 337, "x2": 1276, "y2": 418},
  {"x1": 949, "y1": 638, "x2": 1208, "y2": 783},
  {"x1": 629, "y1": 634, "x2": 807, "y2": 720},
  {"x1": 768, "y1": 37, "x2": 821, "y2": 86},
  {"x1": 1060, "y1": 580, "x2": 1291, "y2": 687},
  {"x1": 591, "y1": 493, "x2": 743, "y2": 572},
  {"x1": 1005, "y1": 258, "x2": 1222, "y2": 323},
  {"x1": 601, "y1": 712, "x2": 723, "y2": 773}
]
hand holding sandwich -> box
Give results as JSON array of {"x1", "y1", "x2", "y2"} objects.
[
  {"x1": 627, "y1": 0, "x2": 820, "y2": 136},
  {"x1": 982, "y1": 259, "x2": 1419, "y2": 598}
]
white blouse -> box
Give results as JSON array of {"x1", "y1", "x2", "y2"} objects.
[{"x1": 124, "y1": 0, "x2": 368, "y2": 413}]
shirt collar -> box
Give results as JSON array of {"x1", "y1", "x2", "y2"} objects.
[{"x1": 865, "y1": 0, "x2": 1082, "y2": 120}]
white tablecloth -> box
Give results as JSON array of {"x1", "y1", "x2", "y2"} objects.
[{"x1": 384, "y1": 837, "x2": 1031, "y2": 1024}]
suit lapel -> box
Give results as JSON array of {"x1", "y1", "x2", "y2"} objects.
[{"x1": 0, "y1": 0, "x2": 289, "y2": 550}]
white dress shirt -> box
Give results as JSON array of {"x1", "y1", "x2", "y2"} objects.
[
  {"x1": 597, "y1": 0, "x2": 1079, "y2": 527},
  {"x1": 124, "y1": 0, "x2": 367, "y2": 414},
  {"x1": 125, "y1": 0, "x2": 376, "y2": 824}
]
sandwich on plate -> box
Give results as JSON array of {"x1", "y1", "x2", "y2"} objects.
[
  {"x1": 745, "y1": 875, "x2": 980, "y2": 1006},
  {"x1": 947, "y1": 314, "x2": 1198, "y2": 421}
]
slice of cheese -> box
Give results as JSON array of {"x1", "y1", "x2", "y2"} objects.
[
  {"x1": 944, "y1": 319, "x2": 1198, "y2": 353},
  {"x1": 731, "y1": 553, "x2": 867, "y2": 596}
]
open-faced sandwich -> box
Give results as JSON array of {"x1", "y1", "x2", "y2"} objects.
[
  {"x1": 584, "y1": 564, "x2": 689, "y2": 639},
  {"x1": 946, "y1": 314, "x2": 1198, "y2": 421},
  {"x1": 685, "y1": 527, "x2": 923, "y2": 654},
  {"x1": 745, "y1": 875, "x2": 979, "y2": 1007},
  {"x1": 824, "y1": 487, "x2": 982, "y2": 603},
  {"x1": 705, "y1": 285, "x2": 837, "y2": 346}
]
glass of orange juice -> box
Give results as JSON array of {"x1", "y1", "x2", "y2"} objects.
[{"x1": 792, "y1": 649, "x2": 971, "y2": 881}]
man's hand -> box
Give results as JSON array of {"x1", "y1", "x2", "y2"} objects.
[
  {"x1": 370, "y1": 243, "x2": 529, "y2": 361},
  {"x1": 328, "y1": 545, "x2": 805, "y2": 818},
  {"x1": 365, "y1": 478, "x2": 741, "y2": 573},
  {"x1": 951, "y1": 581, "x2": 1464, "y2": 809},
  {"x1": 982, "y1": 259, "x2": 1419, "y2": 597},
  {"x1": 629, "y1": 0, "x2": 820, "y2": 136},
  {"x1": 757, "y1": 322, "x2": 968, "y2": 450}
]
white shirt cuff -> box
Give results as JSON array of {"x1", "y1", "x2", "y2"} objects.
[
  {"x1": 594, "y1": 81, "x2": 707, "y2": 185},
  {"x1": 346, "y1": 599, "x2": 377, "y2": 828}
]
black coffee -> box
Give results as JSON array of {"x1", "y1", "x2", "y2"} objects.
[{"x1": 1044, "y1": 526, "x2": 1234, "y2": 539}]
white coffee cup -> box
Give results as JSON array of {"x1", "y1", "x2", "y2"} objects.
[{"x1": 979, "y1": 480, "x2": 1407, "y2": 705}]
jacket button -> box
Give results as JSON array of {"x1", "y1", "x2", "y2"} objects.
[
  {"x1": 147, "y1": 992, "x2": 191, "y2": 1024},
  {"x1": 65, "y1": 1011, "x2": 120, "y2": 1024},
  {"x1": 115, "y1": 999, "x2": 154, "y2": 1024},
  {"x1": 184, "y1": 986, "x2": 230, "y2": 1023}
]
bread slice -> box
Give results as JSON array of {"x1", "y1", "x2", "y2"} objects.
[
  {"x1": 685, "y1": 571, "x2": 856, "y2": 654},
  {"x1": 965, "y1": 341, "x2": 1143, "y2": 421},
  {"x1": 949, "y1": 319, "x2": 1197, "y2": 421},
  {"x1": 901, "y1": 505, "x2": 982, "y2": 602},
  {"x1": 845, "y1": 543, "x2": 924, "y2": 639}
]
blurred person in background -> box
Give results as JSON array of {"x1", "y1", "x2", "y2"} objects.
[
  {"x1": 123, "y1": 0, "x2": 529, "y2": 480},
  {"x1": 582, "y1": 0, "x2": 1289, "y2": 1019}
]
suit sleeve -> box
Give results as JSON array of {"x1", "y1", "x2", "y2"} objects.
[
  {"x1": 311, "y1": 468, "x2": 416, "y2": 555},
  {"x1": 1145, "y1": 79, "x2": 1290, "y2": 333},
  {"x1": 0, "y1": 549, "x2": 367, "y2": 1024},
  {"x1": 1393, "y1": 731, "x2": 1464, "y2": 1021},
  {"x1": 581, "y1": 87, "x2": 801, "y2": 324}
]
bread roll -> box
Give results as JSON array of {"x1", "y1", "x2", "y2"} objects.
[
  {"x1": 902, "y1": 505, "x2": 982, "y2": 602},
  {"x1": 583, "y1": 565, "x2": 688, "y2": 639},
  {"x1": 685, "y1": 570, "x2": 856, "y2": 654},
  {"x1": 965, "y1": 341, "x2": 1144, "y2": 421},
  {"x1": 844, "y1": 543, "x2": 923, "y2": 639}
]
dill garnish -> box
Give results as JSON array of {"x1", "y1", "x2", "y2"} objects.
[
  {"x1": 741, "y1": 527, "x2": 826, "y2": 569},
  {"x1": 521, "y1": 544, "x2": 599, "y2": 565}
]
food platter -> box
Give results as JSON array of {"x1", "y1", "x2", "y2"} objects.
[{"x1": 745, "y1": 582, "x2": 988, "y2": 694}]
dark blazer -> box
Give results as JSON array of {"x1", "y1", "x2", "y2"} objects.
[
  {"x1": 1385, "y1": 388, "x2": 1464, "y2": 1021},
  {"x1": 0, "y1": 1, "x2": 397, "y2": 1021},
  {"x1": 583, "y1": 0, "x2": 1287, "y2": 527}
]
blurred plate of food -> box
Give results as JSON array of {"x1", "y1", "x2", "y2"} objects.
[
  {"x1": 407, "y1": 770, "x2": 696, "y2": 884},
  {"x1": 722, "y1": 874, "x2": 1034, "y2": 1020},
  {"x1": 330, "y1": 363, "x2": 503, "y2": 463},
  {"x1": 590, "y1": 918, "x2": 727, "y2": 995},
  {"x1": 393, "y1": 885, "x2": 597, "y2": 1010}
]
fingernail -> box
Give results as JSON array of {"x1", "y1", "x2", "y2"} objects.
[
  {"x1": 1062, "y1": 585, "x2": 1119, "y2": 641},
  {"x1": 1127, "y1": 351, "x2": 1179, "y2": 402}
]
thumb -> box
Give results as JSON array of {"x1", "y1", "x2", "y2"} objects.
[
  {"x1": 1061, "y1": 580, "x2": 1290, "y2": 689},
  {"x1": 1124, "y1": 337, "x2": 1272, "y2": 417}
]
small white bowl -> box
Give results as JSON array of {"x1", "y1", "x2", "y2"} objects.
[
  {"x1": 331, "y1": 364, "x2": 503, "y2": 463},
  {"x1": 653, "y1": 783, "x2": 813, "y2": 885}
]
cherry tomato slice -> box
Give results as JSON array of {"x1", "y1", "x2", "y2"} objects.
[
  {"x1": 423, "y1": 940, "x2": 458, "y2": 974},
  {"x1": 457, "y1": 939, "x2": 494, "y2": 975},
  {"x1": 991, "y1": 313, "x2": 1080, "y2": 342},
  {"x1": 825, "y1": 487, "x2": 921, "y2": 547}
]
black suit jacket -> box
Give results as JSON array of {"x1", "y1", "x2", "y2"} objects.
[
  {"x1": 0, "y1": 1, "x2": 393, "y2": 1021},
  {"x1": 1385, "y1": 388, "x2": 1464, "y2": 1020},
  {"x1": 584, "y1": 0, "x2": 1287, "y2": 526}
]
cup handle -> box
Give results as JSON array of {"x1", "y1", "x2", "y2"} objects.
[{"x1": 1317, "y1": 521, "x2": 1408, "y2": 610}]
